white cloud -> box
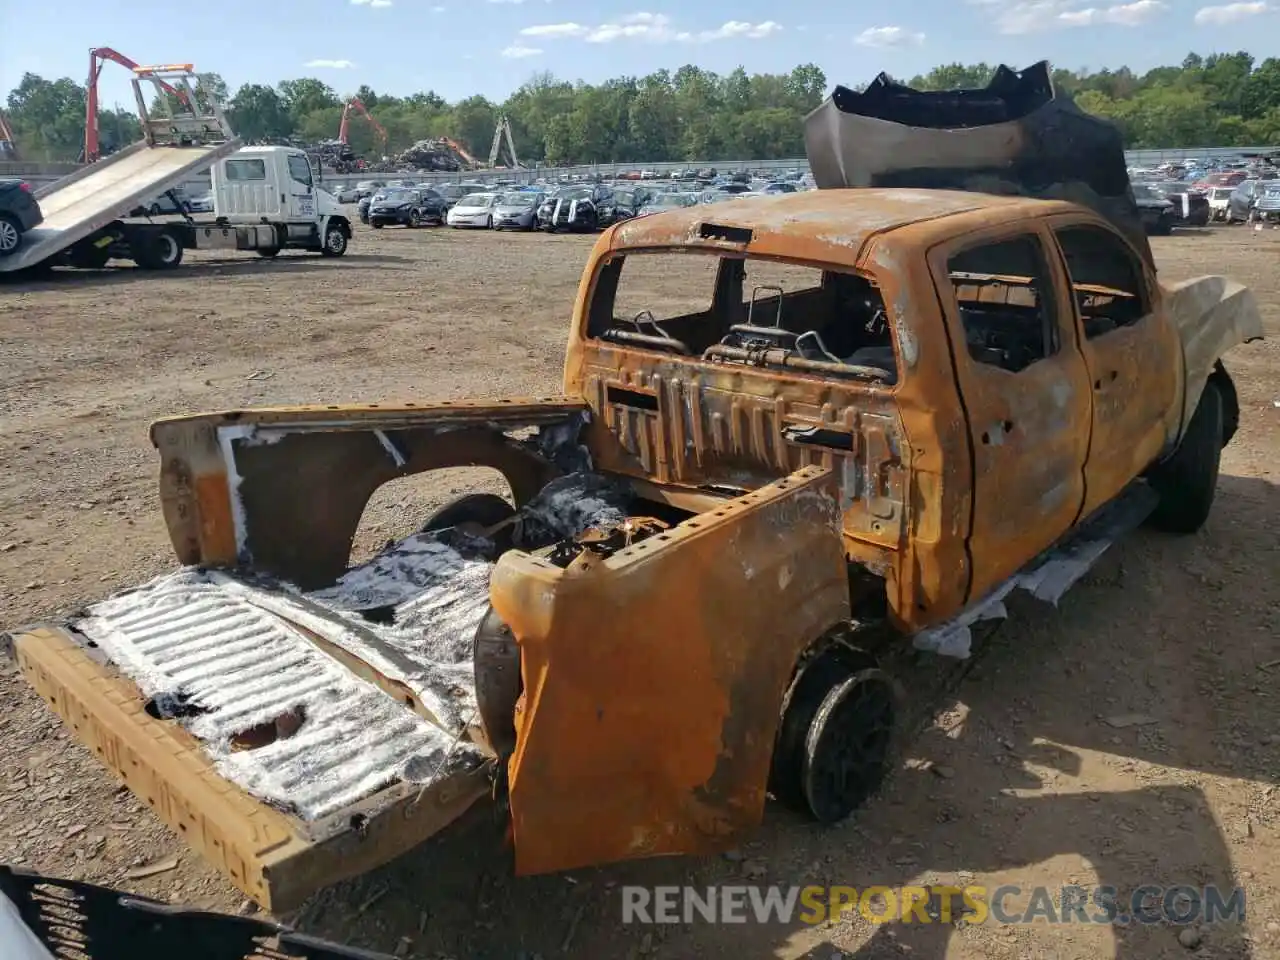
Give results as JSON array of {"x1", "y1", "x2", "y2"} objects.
[
  {"x1": 520, "y1": 21, "x2": 588, "y2": 36},
  {"x1": 975, "y1": 0, "x2": 1166, "y2": 31},
  {"x1": 854, "y1": 25, "x2": 925, "y2": 46},
  {"x1": 501, "y1": 42, "x2": 543, "y2": 57},
  {"x1": 1194, "y1": 0, "x2": 1269, "y2": 22},
  {"x1": 1058, "y1": 0, "x2": 1167, "y2": 25},
  {"x1": 586, "y1": 12, "x2": 674, "y2": 42},
  {"x1": 350, "y1": 0, "x2": 392, "y2": 7},
  {"x1": 431, "y1": 4, "x2": 445, "y2": 10},
  {"x1": 683, "y1": 20, "x2": 783, "y2": 41},
  {"x1": 305, "y1": 59, "x2": 356, "y2": 68},
  {"x1": 519, "y1": 12, "x2": 781, "y2": 44}
]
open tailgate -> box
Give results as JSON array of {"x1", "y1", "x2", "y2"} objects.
[{"x1": 6, "y1": 620, "x2": 489, "y2": 914}]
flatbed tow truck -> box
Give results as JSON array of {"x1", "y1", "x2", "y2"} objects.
[{"x1": 0, "y1": 65, "x2": 350, "y2": 274}]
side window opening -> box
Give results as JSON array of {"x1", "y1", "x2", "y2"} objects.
[
  {"x1": 947, "y1": 235, "x2": 1058, "y2": 374},
  {"x1": 1053, "y1": 225, "x2": 1148, "y2": 338}
]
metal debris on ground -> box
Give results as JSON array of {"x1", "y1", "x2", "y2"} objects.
[{"x1": 123, "y1": 855, "x2": 179, "y2": 879}]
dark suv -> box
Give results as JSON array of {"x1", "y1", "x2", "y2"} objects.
[
  {"x1": 368, "y1": 187, "x2": 449, "y2": 228},
  {"x1": 0, "y1": 179, "x2": 43, "y2": 257}
]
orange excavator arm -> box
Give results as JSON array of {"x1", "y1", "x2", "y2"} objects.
[
  {"x1": 441, "y1": 136, "x2": 478, "y2": 167},
  {"x1": 338, "y1": 97, "x2": 388, "y2": 148},
  {"x1": 86, "y1": 47, "x2": 193, "y2": 162}
]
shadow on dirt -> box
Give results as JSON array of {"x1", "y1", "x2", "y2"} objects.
[
  {"x1": 288, "y1": 475, "x2": 1275, "y2": 959},
  {"x1": 0, "y1": 253, "x2": 413, "y2": 290}
]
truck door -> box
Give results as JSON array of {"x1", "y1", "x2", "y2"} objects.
[
  {"x1": 927, "y1": 226, "x2": 1093, "y2": 602},
  {"x1": 1047, "y1": 220, "x2": 1182, "y2": 517},
  {"x1": 284, "y1": 152, "x2": 317, "y2": 221},
  {"x1": 216, "y1": 156, "x2": 282, "y2": 219}
]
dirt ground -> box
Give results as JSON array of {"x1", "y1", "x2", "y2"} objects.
[{"x1": 1, "y1": 218, "x2": 1278, "y2": 960}]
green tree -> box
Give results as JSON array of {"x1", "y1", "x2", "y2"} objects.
[
  {"x1": 9, "y1": 52, "x2": 1280, "y2": 163},
  {"x1": 227, "y1": 83, "x2": 292, "y2": 141}
]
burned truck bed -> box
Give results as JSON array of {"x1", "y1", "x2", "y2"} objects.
[{"x1": 6, "y1": 469, "x2": 637, "y2": 913}]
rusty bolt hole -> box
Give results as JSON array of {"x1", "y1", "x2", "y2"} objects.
[{"x1": 230, "y1": 705, "x2": 308, "y2": 751}]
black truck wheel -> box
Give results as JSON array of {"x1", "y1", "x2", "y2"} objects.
[
  {"x1": 134, "y1": 229, "x2": 184, "y2": 269},
  {"x1": 321, "y1": 223, "x2": 349, "y2": 256},
  {"x1": 1147, "y1": 380, "x2": 1223, "y2": 534},
  {"x1": 256, "y1": 247, "x2": 281, "y2": 258},
  {"x1": 770, "y1": 645, "x2": 894, "y2": 821}
]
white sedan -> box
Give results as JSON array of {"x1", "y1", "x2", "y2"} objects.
[{"x1": 446, "y1": 193, "x2": 500, "y2": 228}]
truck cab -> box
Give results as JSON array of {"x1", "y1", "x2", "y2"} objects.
[
  {"x1": 210, "y1": 146, "x2": 349, "y2": 254},
  {"x1": 213, "y1": 147, "x2": 337, "y2": 223}
]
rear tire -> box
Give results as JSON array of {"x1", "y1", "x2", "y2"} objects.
[
  {"x1": 1147, "y1": 381, "x2": 1223, "y2": 534},
  {"x1": 800, "y1": 668, "x2": 896, "y2": 823},
  {"x1": 134, "y1": 229, "x2": 184, "y2": 270},
  {"x1": 770, "y1": 644, "x2": 892, "y2": 820},
  {"x1": 257, "y1": 248, "x2": 281, "y2": 258}
]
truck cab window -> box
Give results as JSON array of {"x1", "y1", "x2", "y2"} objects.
[
  {"x1": 287, "y1": 155, "x2": 314, "y2": 188},
  {"x1": 947, "y1": 235, "x2": 1058, "y2": 373},
  {"x1": 1053, "y1": 225, "x2": 1148, "y2": 338}
]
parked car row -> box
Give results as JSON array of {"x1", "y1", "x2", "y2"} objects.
[{"x1": 348, "y1": 176, "x2": 816, "y2": 236}]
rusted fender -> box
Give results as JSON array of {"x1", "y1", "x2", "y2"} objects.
[
  {"x1": 1163, "y1": 276, "x2": 1264, "y2": 440},
  {"x1": 489, "y1": 466, "x2": 851, "y2": 876},
  {"x1": 148, "y1": 399, "x2": 587, "y2": 588}
]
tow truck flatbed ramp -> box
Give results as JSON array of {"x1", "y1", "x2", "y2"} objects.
[{"x1": 0, "y1": 138, "x2": 240, "y2": 274}]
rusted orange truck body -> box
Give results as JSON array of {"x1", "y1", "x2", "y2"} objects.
[{"x1": 4, "y1": 63, "x2": 1265, "y2": 911}]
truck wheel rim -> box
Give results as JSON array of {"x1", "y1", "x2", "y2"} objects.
[
  {"x1": 0, "y1": 221, "x2": 17, "y2": 252},
  {"x1": 327, "y1": 229, "x2": 345, "y2": 252},
  {"x1": 801, "y1": 668, "x2": 895, "y2": 822},
  {"x1": 158, "y1": 235, "x2": 179, "y2": 262}
]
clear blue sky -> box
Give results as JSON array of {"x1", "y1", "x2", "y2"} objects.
[{"x1": 2, "y1": 0, "x2": 1274, "y2": 110}]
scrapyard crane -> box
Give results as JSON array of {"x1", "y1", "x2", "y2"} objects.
[
  {"x1": 487, "y1": 115, "x2": 518, "y2": 169},
  {"x1": 85, "y1": 47, "x2": 194, "y2": 162},
  {"x1": 338, "y1": 97, "x2": 388, "y2": 151}
]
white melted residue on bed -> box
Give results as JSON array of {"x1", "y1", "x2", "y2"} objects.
[{"x1": 73, "y1": 532, "x2": 494, "y2": 821}]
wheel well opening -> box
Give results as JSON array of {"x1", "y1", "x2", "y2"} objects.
[{"x1": 349, "y1": 467, "x2": 514, "y2": 567}]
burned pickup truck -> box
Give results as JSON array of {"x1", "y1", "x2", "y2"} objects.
[{"x1": 3, "y1": 63, "x2": 1264, "y2": 913}]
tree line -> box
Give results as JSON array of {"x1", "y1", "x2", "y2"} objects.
[{"x1": 5, "y1": 53, "x2": 1279, "y2": 166}]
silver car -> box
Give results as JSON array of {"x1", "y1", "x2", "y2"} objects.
[{"x1": 490, "y1": 192, "x2": 542, "y2": 230}]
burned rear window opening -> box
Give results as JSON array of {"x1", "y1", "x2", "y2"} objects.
[{"x1": 585, "y1": 250, "x2": 901, "y2": 385}]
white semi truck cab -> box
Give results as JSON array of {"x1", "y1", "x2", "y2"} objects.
[{"x1": 196, "y1": 145, "x2": 351, "y2": 258}]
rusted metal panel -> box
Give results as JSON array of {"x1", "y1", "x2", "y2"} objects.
[
  {"x1": 600, "y1": 188, "x2": 1084, "y2": 276},
  {"x1": 1163, "y1": 275, "x2": 1264, "y2": 442},
  {"x1": 150, "y1": 400, "x2": 587, "y2": 587},
  {"x1": 576, "y1": 350, "x2": 910, "y2": 564},
  {"x1": 488, "y1": 467, "x2": 849, "y2": 875}
]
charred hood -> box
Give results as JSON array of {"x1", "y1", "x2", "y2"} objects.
[{"x1": 804, "y1": 60, "x2": 1153, "y2": 268}]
